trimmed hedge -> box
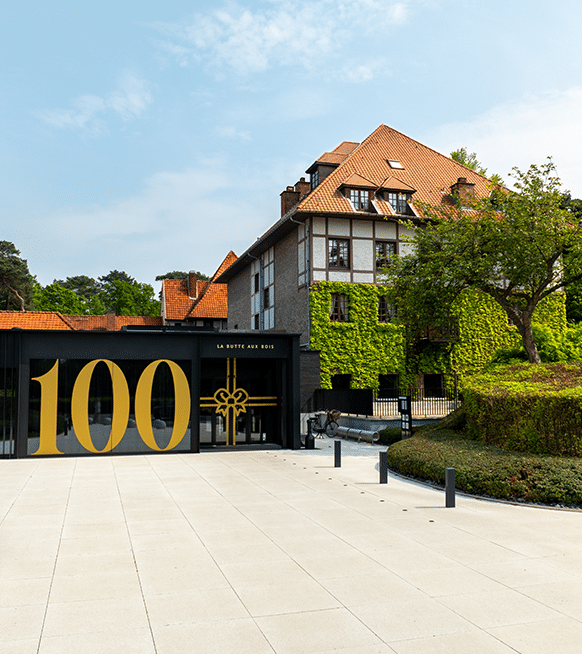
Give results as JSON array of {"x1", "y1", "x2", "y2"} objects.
[
  {"x1": 463, "y1": 363, "x2": 582, "y2": 456},
  {"x1": 386, "y1": 413, "x2": 582, "y2": 505}
]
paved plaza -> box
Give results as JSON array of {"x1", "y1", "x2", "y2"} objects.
[{"x1": 2, "y1": 439, "x2": 582, "y2": 653}]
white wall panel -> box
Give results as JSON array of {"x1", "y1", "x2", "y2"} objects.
[
  {"x1": 375, "y1": 221, "x2": 397, "y2": 239},
  {"x1": 312, "y1": 236, "x2": 326, "y2": 268},
  {"x1": 352, "y1": 239, "x2": 373, "y2": 271}
]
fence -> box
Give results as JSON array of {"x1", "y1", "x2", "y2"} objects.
[{"x1": 373, "y1": 388, "x2": 461, "y2": 418}]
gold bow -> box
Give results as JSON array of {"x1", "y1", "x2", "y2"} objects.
[{"x1": 213, "y1": 387, "x2": 249, "y2": 418}]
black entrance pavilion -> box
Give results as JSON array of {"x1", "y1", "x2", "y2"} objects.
[{"x1": 0, "y1": 329, "x2": 300, "y2": 458}]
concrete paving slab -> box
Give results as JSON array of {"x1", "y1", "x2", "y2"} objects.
[{"x1": 2, "y1": 440, "x2": 582, "y2": 653}]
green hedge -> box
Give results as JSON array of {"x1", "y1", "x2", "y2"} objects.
[
  {"x1": 386, "y1": 423, "x2": 582, "y2": 505},
  {"x1": 462, "y1": 363, "x2": 582, "y2": 456}
]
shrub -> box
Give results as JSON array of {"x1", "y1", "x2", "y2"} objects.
[
  {"x1": 462, "y1": 363, "x2": 582, "y2": 456},
  {"x1": 386, "y1": 424, "x2": 582, "y2": 506}
]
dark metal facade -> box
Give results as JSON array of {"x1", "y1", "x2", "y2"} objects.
[{"x1": 0, "y1": 329, "x2": 300, "y2": 458}]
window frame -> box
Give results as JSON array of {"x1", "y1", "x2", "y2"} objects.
[
  {"x1": 377, "y1": 295, "x2": 396, "y2": 323},
  {"x1": 385, "y1": 191, "x2": 412, "y2": 215},
  {"x1": 330, "y1": 293, "x2": 350, "y2": 322},
  {"x1": 375, "y1": 241, "x2": 397, "y2": 270},
  {"x1": 349, "y1": 188, "x2": 371, "y2": 211},
  {"x1": 328, "y1": 238, "x2": 350, "y2": 269}
]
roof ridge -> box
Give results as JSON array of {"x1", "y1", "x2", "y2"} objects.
[{"x1": 56, "y1": 312, "x2": 77, "y2": 329}]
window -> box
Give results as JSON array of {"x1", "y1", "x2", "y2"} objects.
[
  {"x1": 349, "y1": 189, "x2": 370, "y2": 211},
  {"x1": 254, "y1": 314, "x2": 260, "y2": 330},
  {"x1": 386, "y1": 192, "x2": 412, "y2": 215},
  {"x1": 387, "y1": 159, "x2": 404, "y2": 169},
  {"x1": 376, "y1": 241, "x2": 397, "y2": 269},
  {"x1": 310, "y1": 168, "x2": 319, "y2": 190},
  {"x1": 378, "y1": 296, "x2": 396, "y2": 323},
  {"x1": 263, "y1": 287, "x2": 270, "y2": 309},
  {"x1": 328, "y1": 239, "x2": 349, "y2": 268},
  {"x1": 331, "y1": 374, "x2": 351, "y2": 390},
  {"x1": 254, "y1": 273, "x2": 259, "y2": 293},
  {"x1": 377, "y1": 374, "x2": 399, "y2": 399},
  {"x1": 424, "y1": 374, "x2": 444, "y2": 398},
  {"x1": 330, "y1": 293, "x2": 349, "y2": 322}
]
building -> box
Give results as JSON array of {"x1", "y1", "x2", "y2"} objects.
[
  {"x1": 160, "y1": 251, "x2": 237, "y2": 329},
  {"x1": 216, "y1": 124, "x2": 563, "y2": 397},
  {"x1": 0, "y1": 311, "x2": 163, "y2": 331},
  {"x1": 0, "y1": 328, "x2": 300, "y2": 458}
]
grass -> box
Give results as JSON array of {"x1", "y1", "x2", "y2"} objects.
[{"x1": 384, "y1": 408, "x2": 582, "y2": 507}]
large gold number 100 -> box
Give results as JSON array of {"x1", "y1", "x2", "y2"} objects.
[{"x1": 31, "y1": 359, "x2": 191, "y2": 456}]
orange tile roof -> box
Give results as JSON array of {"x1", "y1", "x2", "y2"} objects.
[
  {"x1": 0, "y1": 312, "x2": 162, "y2": 331},
  {"x1": 297, "y1": 124, "x2": 492, "y2": 216},
  {"x1": 162, "y1": 251, "x2": 237, "y2": 321}
]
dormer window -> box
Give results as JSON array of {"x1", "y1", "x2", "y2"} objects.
[
  {"x1": 386, "y1": 191, "x2": 413, "y2": 215},
  {"x1": 349, "y1": 189, "x2": 371, "y2": 211},
  {"x1": 310, "y1": 168, "x2": 319, "y2": 190}
]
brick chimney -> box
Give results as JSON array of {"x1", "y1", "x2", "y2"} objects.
[
  {"x1": 188, "y1": 271, "x2": 198, "y2": 299},
  {"x1": 451, "y1": 177, "x2": 476, "y2": 205},
  {"x1": 280, "y1": 186, "x2": 300, "y2": 217},
  {"x1": 280, "y1": 177, "x2": 311, "y2": 217},
  {"x1": 294, "y1": 177, "x2": 310, "y2": 198}
]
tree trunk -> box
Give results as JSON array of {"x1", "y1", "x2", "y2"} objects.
[
  {"x1": 519, "y1": 314, "x2": 541, "y2": 364},
  {"x1": 6, "y1": 283, "x2": 25, "y2": 312}
]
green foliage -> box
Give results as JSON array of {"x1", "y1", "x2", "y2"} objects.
[
  {"x1": 462, "y1": 363, "x2": 582, "y2": 456},
  {"x1": 386, "y1": 424, "x2": 582, "y2": 505},
  {"x1": 384, "y1": 160, "x2": 578, "y2": 364},
  {"x1": 309, "y1": 282, "x2": 564, "y2": 392},
  {"x1": 377, "y1": 426, "x2": 405, "y2": 445},
  {"x1": 54, "y1": 275, "x2": 101, "y2": 300},
  {"x1": 155, "y1": 270, "x2": 210, "y2": 281},
  {"x1": 97, "y1": 279, "x2": 160, "y2": 316},
  {"x1": 44, "y1": 271, "x2": 160, "y2": 316},
  {"x1": 0, "y1": 241, "x2": 35, "y2": 311},
  {"x1": 450, "y1": 147, "x2": 488, "y2": 176},
  {"x1": 309, "y1": 282, "x2": 406, "y2": 390},
  {"x1": 34, "y1": 283, "x2": 86, "y2": 314}
]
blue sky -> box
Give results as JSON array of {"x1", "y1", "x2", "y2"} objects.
[{"x1": 2, "y1": 0, "x2": 582, "y2": 292}]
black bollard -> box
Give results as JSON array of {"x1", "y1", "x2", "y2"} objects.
[
  {"x1": 379, "y1": 451, "x2": 388, "y2": 484},
  {"x1": 445, "y1": 467, "x2": 456, "y2": 508},
  {"x1": 334, "y1": 439, "x2": 341, "y2": 467}
]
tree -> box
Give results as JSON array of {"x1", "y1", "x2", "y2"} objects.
[
  {"x1": 54, "y1": 275, "x2": 101, "y2": 300},
  {"x1": 98, "y1": 279, "x2": 160, "y2": 316},
  {"x1": 155, "y1": 270, "x2": 210, "y2": 281},
  {"x1": 34, "y1": 283, "x2": 86, "y2": 314},
  {"x1": 560, "y1": 194, "x2": 582, "y2": 322},
  {"x1": 0, "y1": 241, "x2": 35, "y2": 311},
  {"x1": 451, "y1": 148, "x2": 503, "y2": 185},
  {"x1": 49, "y1": 270, "x2": 160, "y2": 316},
  {"x1": 450, "y1": 148, "x2": 488, "y2": 176},
  {"x1": 383, "y1": 160, "x2": 582, "y2": 364}
]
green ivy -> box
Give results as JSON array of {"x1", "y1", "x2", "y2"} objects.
[
  {"x1": 309, "y1": 282, "x2": 405, "y2": 390},
  {"x1": 310, "y1": 283, "x2": 566, "y2": 390}
]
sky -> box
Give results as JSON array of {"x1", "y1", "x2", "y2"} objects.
[{"x1": 2, "y1": 0, "x2": 582, "y2": 293}]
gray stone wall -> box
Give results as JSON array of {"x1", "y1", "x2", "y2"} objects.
[
  {"x1": 274, "y1": 228, "x2": 310, "y2": 342},
  {"x1": 227, "y1": 268, "x2": 250, "y2": 330}
]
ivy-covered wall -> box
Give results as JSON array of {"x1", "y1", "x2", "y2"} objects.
[
  {"x1": 309, "y1": 282, "x2": 567, "y2": 391},
  {"x1": 309, "y1": 282, "x2": 405, "y2": 390}
]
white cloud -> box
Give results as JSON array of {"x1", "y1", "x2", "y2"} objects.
[
  {"x1": 427, "y1": 87, "x2": 582, "y2": 196},
  {"x1": 31, "y1": 163, "x2": 274, "y2": 286},
  {"x1": 36, "y1": 71, "x2": 153, "y2": 135},
  {"x1": 150, "y1": 0, "x2": 410, "y2": 76}
]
